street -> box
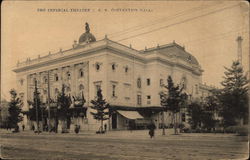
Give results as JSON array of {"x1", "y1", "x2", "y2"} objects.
[{"x1": 1, "y1": 129, "x2": 248, "y2": 160}]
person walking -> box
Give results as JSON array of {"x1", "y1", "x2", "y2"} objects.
[{"x1": 148, "y1": 122, "x2": 156, "y2": 138}]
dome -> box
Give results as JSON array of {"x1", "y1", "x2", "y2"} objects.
[
  {"x1": 79, "y1": 32, "x2": 96, "y2": 43},
  {"x1": 78, "y1": 22, "x2": 96, "y2": 44}
]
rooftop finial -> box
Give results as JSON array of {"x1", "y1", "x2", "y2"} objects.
[{"x1": 85, "y1": 22, "x2": 90, "y2": 33}]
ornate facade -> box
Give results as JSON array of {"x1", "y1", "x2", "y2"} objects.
[{"x1": 13, "y1": 23, "x2": 211, "y2": 131}]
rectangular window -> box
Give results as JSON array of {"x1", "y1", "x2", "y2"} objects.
[
  {"x1": 195, "y1": 84, "x2": 199, "y2": 94},
  {"x1": 147, "y1": 95, "x2": 151, "y2": 104},
  {"x1": 147, "y1": 78, "x2": 150, "y2": 86},
  {"x1": 96, "y1": 85, "x2": 101, "y2": 96},
  {"x1": 137, "y1": 95, "x2": 142, "y2": 105},
  {"x1": 112, "y1": 85, "x2": 116, "y2": 97}
]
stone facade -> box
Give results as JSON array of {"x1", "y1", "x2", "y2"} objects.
[{"x1": 13, "y1": 27, "x2": 212, "y2": 131}]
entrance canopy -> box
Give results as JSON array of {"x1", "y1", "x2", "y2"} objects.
[{"x1": 117, "y1": 110, "x2": 143, "y2": 119}]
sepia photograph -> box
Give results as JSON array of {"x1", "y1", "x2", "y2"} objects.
[{"x1": 1, "y1": 1, "x2": 249, "y2": 159}]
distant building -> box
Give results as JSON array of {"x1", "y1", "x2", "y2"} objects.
[{"x1": 13, "y1": 23, "x2": 212, "y2": 131}]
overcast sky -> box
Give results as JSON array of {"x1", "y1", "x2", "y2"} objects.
[{"x1": 1, "y1": 1, "x2": 249, "y2": 100}]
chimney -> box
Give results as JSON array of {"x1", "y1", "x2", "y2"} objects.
[{"x1": 236, "y1": 36, "x2": 243, "y2": 65}]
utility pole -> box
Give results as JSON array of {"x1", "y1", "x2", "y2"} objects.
[
  {"x1": 162, "y1": 110, "x2": 165, "y2": 135},
  {"x1": 34, "y1": 80, "x2": 40, "y2": 134},
  {"x1": 47, "y1": 71, "x2": 51, "y2": 131}
]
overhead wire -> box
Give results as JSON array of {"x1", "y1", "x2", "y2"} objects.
[
  {"x1": 108, "y1": 2, "x2": 227, "y2": 38},
  {"x1": 115, "y1": 4, "x2": 239, "y2": 42}
]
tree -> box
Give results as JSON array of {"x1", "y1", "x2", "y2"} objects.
[
  {"x1": 90, "y1": 88, "x2": 110, "y2": 133},
  {"x1": 188, "y1": 93, "x2": 219, "y2": 131},
  {"x1": 8, "y1": 89, "x2": 23, "y2": 131},
  {"x1": 57, "y1": 84, "x2": 72, "y2": 133},
  {"x1": 201, "y1": 94, "x2": 219, "y2": 131},
  {"x1": 218, "y1": 61, "x2": 248, "y2": 128},
  {"x1": 187, "y1": 101, "x2": 203, "y2": 130},
  {"x1": 160, "y1": 76, "x2": 188, "y2": 135}
]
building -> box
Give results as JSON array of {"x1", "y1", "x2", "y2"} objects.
[{"x1": 13, "y1": 23, "x2": 211, "y2": 131}]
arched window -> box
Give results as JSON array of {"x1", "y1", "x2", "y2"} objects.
[
  {"x1": 66, "y1": 86, "x2": 71, "y2": 93},
  {"x1": 96, "y1": 63, "x2": 100, "y2": 71},
  {"x1": 43, "y1": 76, "x2": 48, "y2": 83},
  {"x1": 137, "y1": 78, "x2": 141, "y2": 88},
  {"x1": 54, "y1": 74, "x2": 59, "y2": 81},
  {"x1": 79, "y1": 84, "x2": 84, "y2": 91}
]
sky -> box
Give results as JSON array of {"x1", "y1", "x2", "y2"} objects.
[{"x1": 1, "y1": 1, "x2": 249, "y2": 100}]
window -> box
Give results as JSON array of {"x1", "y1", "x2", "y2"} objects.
[
  {"x1": 137, "y1": 95, "x2": 142, "y2": 105},
  {"x1": 43, "y1": 89, "x2": 47, "y2": 94},
  {"x1": 137, "y1": 78, "x2": 141, "y2": 88},
  {"x1": 43, "y1": 76, "x2": 48, "y2": 83},
  {"x1": 96, "y1": 63, "x2": 100, "y2": 71},
  {"x1": 55, "y1": 88, "x2": 59, "y2": 97},
  {"x1": 147, "y1": 95, "x2": 151, "y2": 105},
  {"x1": 112, "y1": 85, "x2": 116, "y2": 97},
  {"x1": 79, "y1": 84, "x2": 84, "y2": 90},
  {"x1": 195, "y1": 84, "x2": 199, "y2": 94},
  {"x1": 79, "y1": 69, "x2": 84, "y2": 77},
  {"x1": 112, "y1": 64, "x2": 116, "y2": 71},
  {"x1": 66, "y1": 86, "x2": 71, "y2": 93},
  {"x1": 55, "y1": 88, "x2": 59, "y2": 93},
  {"x1": 54, "y1": 74, "x2": 59, "y2": 81},
  {"x1": 33, "y1": 78, "x2": 37, "y2": 85},
  {"x1": 96, "y1": 85, "x2": 101, "y2": 96},
  {"x1": 125, "y1": 66, "x2": 128, "y2": 73},
  {"x1": 19, "y1": 93, "x2": 24, "y2": 99},
  {"x1": 182, "y1": 113, "x2": 186, "y2": 122},
  {"x1": 147, "y1": 78, "x2": 150, "y2": 86},
  {"x1": 160, "y1": 79, "x2": 163, "y2": 87}
]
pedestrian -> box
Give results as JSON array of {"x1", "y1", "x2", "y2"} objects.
[
  {"x1": 104, "y1": 124, "x2": 107, "y2": 133},
  {"x1": 148, "y1": 122, "x2": 156, "y2": 138},
  {"x1": 22, "y1": 124, "x2": 25, "y2": 131},
  {"x1": 32, "y1": 125, "x2": 35, "y2": 131}
]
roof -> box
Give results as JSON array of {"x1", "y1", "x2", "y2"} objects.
[
  {"x1": 142, "y1": 42, "x2": 199, "y2": 65},
  {"x1": 79, "y1": 32, "x2": 96, "y2": 43}
]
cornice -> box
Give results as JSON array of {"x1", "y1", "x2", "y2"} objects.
[{"x1": 13, "y1": 38, "x2": 203, "y2": 76}]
